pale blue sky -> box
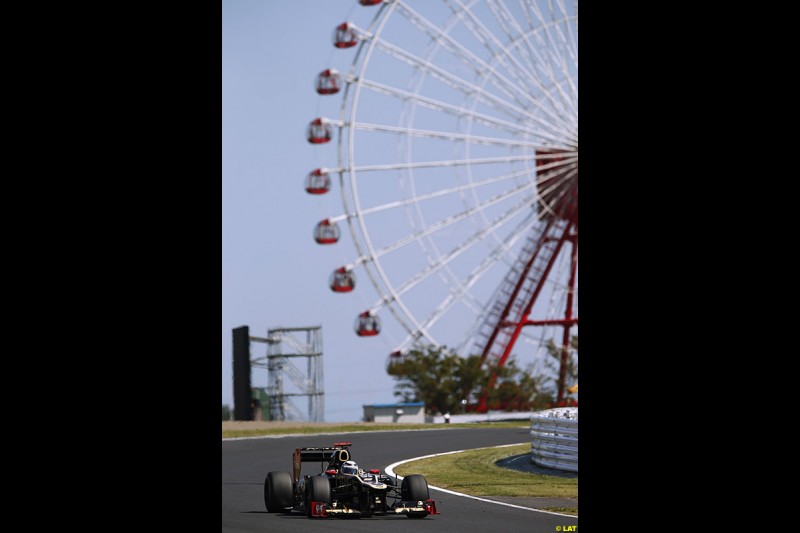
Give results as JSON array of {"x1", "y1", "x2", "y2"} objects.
[
  {"x1": 222, "y1": 0, "x2": 578, "y2": 422},
  {"x1": 223, "y1": 0, "x2": 411, "y2": 422}
]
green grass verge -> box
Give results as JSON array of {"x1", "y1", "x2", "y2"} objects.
[
  {"x1": 393, "y1": 443, "x2": 578, "y2": 500},
  {"x1": 221, "y1": 421, "x2": 527, "y2": 439}
]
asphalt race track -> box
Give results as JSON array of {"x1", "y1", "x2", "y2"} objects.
[{"x1": 222, "y1": 427, "x2": 579, "y2": 533}]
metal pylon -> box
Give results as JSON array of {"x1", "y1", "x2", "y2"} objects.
[{"x1": 251, "y1": 325, "x2": 324, "y2": 422}]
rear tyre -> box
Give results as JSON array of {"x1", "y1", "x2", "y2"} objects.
[
  {"x1": 264, "y1": 471, "x2": 293, "y2": 512},
  {"x1": 305, "y1": 476, "x2": 332, "y2": 518}
]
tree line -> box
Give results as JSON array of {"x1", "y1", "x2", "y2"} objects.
[
  {"x1": 222, "y1": 335, "x2": 577, "y2": 420},
  {"x1": 387, "y1": 336, "x2": 577, "y2": 415}
]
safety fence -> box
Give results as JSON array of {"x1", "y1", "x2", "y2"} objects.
[{"x1": 530, "y1": 408, "x2": 578, "y2": 473}]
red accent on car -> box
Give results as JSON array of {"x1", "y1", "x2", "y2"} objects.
[
  {"x1": 369, "y1": 469, "x2": 380, "y2": 474},
  {"x1": 311, "y1": 501, "x2": 329, "y2": 517},
  {"x1": 325, "y1": 469, "x2": 338, "y2": 475},
  {"x1": 426, "y1": 499, "x2": 440, "y2": 514},
  {"x1": 333, "y1": 442, "x2": 352, "y2": 447}
]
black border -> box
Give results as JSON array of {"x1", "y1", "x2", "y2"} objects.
[
  {"x1": 578, "y1": 2, "x2": 738, "y2": 526},
  {"x1": 50, "y1": 0, "x2": 223, "y2": 521}
]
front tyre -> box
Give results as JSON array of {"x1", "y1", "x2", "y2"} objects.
[
  {"x1": 401, "y1": 474, "x2": 429, "y2": 502},
  {"x1": 401, "y1": 474, "x2": 430, "y2": 518},
  {"x1": 264, "y1": 471, "x2": 293, "y2": 512},
  {"x1": 305, "y1": 476, "x2": 332, "y2": 518}
]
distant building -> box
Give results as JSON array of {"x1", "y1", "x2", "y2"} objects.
[{"x1": 362, "y1": 402, "x2": 425, "y2": 423}]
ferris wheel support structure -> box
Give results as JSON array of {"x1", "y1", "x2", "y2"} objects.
[
  {"x1": 475, "y1": 232, "x2": 577, "y2": 409},
  {"x1": 473, "y1": 153, "x2": 577, "y2": 411}
]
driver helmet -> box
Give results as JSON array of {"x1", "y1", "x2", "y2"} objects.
[{"x1": 341, "y1": 460, "x2": 359, "y2": 475}]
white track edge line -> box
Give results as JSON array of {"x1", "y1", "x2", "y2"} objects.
[{"x1": 384, "y1": 443, "x2": 578, "y2": 519}]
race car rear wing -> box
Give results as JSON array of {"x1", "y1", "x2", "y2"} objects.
[{"x1": 292, "y1": 442, "x2": 352, "y2": 483}]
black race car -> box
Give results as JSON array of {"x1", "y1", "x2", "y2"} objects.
[{"x1": 264, "y1": 441, "x2": 439, "y2": 518}]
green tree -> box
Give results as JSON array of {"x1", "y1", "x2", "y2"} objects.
[
  {"x1": 222, "y1": 404, "x2": 231, "y2": 421},
  {"x1": 388, "y1": 345, "x2": 555, "y2": 414},
  {"x1": 543, "y1": 335, "x2": 578, "y2": 401},
  {"x1": 452, "y1": 354, "x2": 486, "y2": 409},
  {"x1": 388, "y1": 345, "x2": 468, "y2": 415},
  {"x1": 484, "y1": 358, "x2": 553, "y2": 411}
]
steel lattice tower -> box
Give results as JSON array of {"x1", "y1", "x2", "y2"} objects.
[{"x1": 251, "y1": 326, "x2": 324, "y2": 422}]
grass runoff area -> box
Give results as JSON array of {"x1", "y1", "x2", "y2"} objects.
[
  {"x1": 394, "y1": 444, "x2": 577, "y2": 515},
  {"x1": 223, "y1": 422, "x2": 577, "y2": 516},
  {"x1": 221, "y1": 421, "x2": 526, "y2": 439}
]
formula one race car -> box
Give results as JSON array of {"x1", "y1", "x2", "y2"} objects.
[{"x1": 264, "y1": 441, "x2": 439, "y2": 518}]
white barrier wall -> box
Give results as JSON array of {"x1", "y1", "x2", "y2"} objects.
[{"x1": 530, "y1": 408, "x2": 578, "y2": 473}]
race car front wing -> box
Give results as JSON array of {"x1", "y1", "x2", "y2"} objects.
[{"x1": 310, "y1": 499, "x2": 439, "y2": 518}]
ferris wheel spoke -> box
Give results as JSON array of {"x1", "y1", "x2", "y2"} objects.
[
  {"x1": 352, "y1": 121, "x2": 545, "y2": 149},
  {"x1": 536, "y1": 160, "x2": 577, "y2": 189},
  {"x1": 340, "y1": 175, "x2": 532, "y2": 328},
  {"x1": 366, "y1": 32, "x2": 573, "y2": 142},
  {"x1": 537, "y1": 164, "x2": 578, "y2": 207},
  {"x1": 515, "y1": 0, "x2": 578, "y2": 122},
  {"x1": 359, "y1": 78, "x2": 566, "y2": 144},
  {"x1": 391, "y1": 1, "x2": 571, "y2": 134},
  {"x1": 361, "y1": 179, "x2": 535, "y2": 261},
  {"x1": 328, "y1": 165, "x2": 535, "y2": 225},
  {"x1": 533, "y1": 163, "x2": 578, "y2": 200},
  {"x1": 535, "y1": 166, "x2": 578, "y2": 219},
  {"x1": 545, "y1": 1, "x2": 580, "y2": 115},
  {"x1": 351, "y1": 153, "x2": 540, "y2": 173},
  {"x1": 386, "y1": 192, "x2": 536, "y2": 300},
  {"x1": 447, "y1": 0, "x2": 574, "y2": 129},
  {"x1": 560, "y1": 1, "x2": 579, "y2": 82},
  {"x1": 390, "y1": 204, "x2": 535, "y2": 322},
  {"x1": 484, "y1": 0, "x2": 576, "y2": 126},
  {"x1": 535, "y1": 153, "x2": 578, "y2": 174},
  {"x1": 393, "y1": 209, "x2": 537, "y2": 353}
]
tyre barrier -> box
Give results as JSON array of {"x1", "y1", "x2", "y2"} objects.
[{"x1": 530, "y1": 408, "x2": 578, "y2": 473}]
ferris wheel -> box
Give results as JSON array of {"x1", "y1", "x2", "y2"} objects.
[{"x1": 306, "y1": 0, "x2": 578, "y2": 404}]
